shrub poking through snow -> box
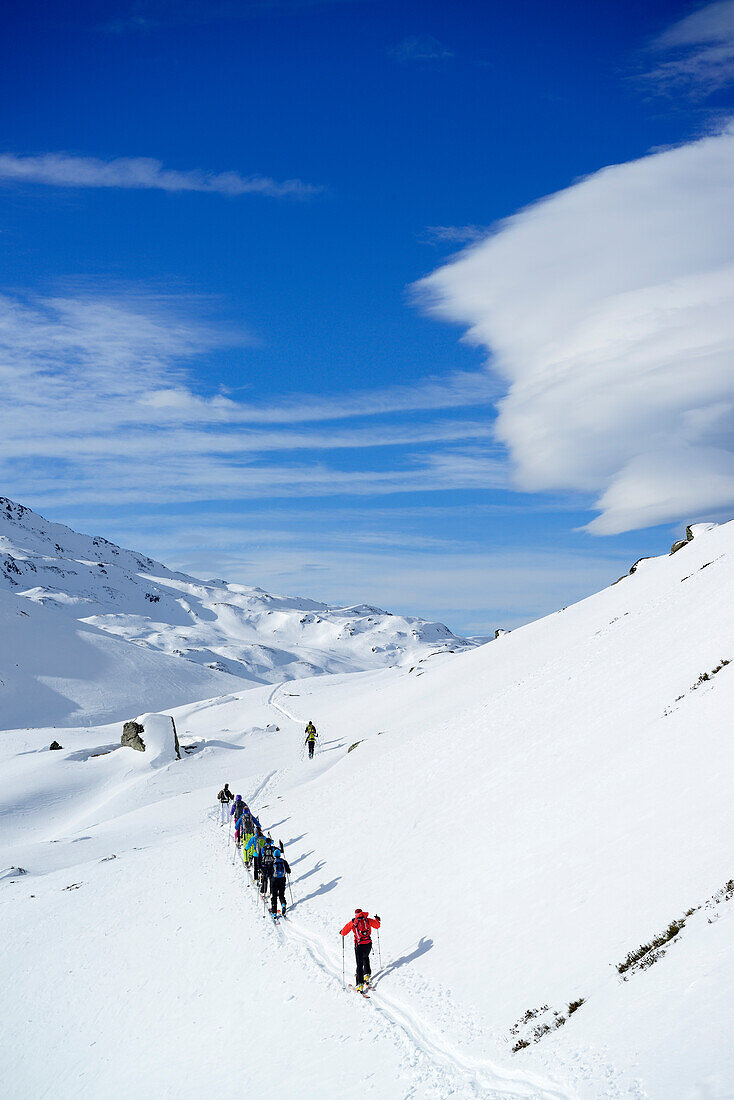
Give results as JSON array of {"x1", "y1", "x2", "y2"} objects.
[
  {"x1": 568, "y1": 998, "x2": 585, "y2": 1015},
  {"x1": 509, "y1": 1004, "x2": 570, "y2": 1050},
  {"x1": 665, "y1": 658, "x2": 730, "y2": 714},
  {"x1": 705, "y1": 880, "x2": 734, "y2": 922},
  {"x1": 617, "y1": 915, "x2": 692, "y2": 976},
  {"x1": 509, "y1": 1004, "x2": 569, "y2": 1050},
  {"x1": 692, "y1": 658, "x2": 730, "y2": 689},
  {"x1": 532, "y1": 1015, "x2": 565, "y2": 1041},
  {"x1": 509, "y1": 1005, "x2": 549, "y2": 1035}
]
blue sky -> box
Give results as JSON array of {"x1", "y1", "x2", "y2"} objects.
[{"x1": 2, "y1": 0, "x2": 734, "y2": 635}]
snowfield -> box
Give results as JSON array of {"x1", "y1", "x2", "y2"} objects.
[
  {"x1": 0, "y1": 496, "x2": 471, "y2": 727},
  {"x1": 2, "y1": 517, "x2": 733, "y2": 1098}
]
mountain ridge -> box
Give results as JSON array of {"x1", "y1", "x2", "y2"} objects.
[{"x1": 0, "y1": 495, "x2": 472, "y2": 728}]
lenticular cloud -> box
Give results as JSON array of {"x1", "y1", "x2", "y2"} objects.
[{"x1": 416, "y1": 123, "x2": 734, "y2": 534}]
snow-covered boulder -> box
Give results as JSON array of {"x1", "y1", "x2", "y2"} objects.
[{"x1": 121, "y1": 713, "x2": 180, "y2": 764}]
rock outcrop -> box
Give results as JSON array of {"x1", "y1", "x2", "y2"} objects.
[
  {"x1": 121, "y1": 720, "x2": 146, "y2": 752},
  {"x1": 121, "y1": 714, "x2": 181, "y2": 762}
]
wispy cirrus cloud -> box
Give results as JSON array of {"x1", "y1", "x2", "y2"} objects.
[
  {"x1": 416, "y1": 122, "x2": 734, "y2": 536},
  {"x1": 390, "y1": 35, "x2": 454, "y2": 63},
  {"x1": 57, "y1": 508, "x2": 632, "y2": 633},
  {"x1": 0, "y1": 291, "x2": 502, "y2": 510},
  {"x1": 423, "y1": 225, "x2": 491, "y2": 246},
  {"x1": 0, "y1": 152, "x2": 320, "y2": 198},
  {"x1": 644, "y1": 0, "x2": 734, "y2": 95}
]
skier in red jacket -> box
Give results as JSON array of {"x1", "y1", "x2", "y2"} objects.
[{"x1": 340, "y1": 909, "x2": 380, "y2": 991}]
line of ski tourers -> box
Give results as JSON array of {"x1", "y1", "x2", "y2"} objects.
[
  {"x1": 217, "y1": 777, "x2": 382, "y2": 994},
  {"x1": 218, "y1": 786, "x2": 292, "y2": 916}
]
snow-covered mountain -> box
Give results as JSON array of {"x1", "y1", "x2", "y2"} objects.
[
  {"x1": 0, "y1": 496, "x2": 470, "y2": 727},
  {"x1": 2, "y1": 518, "x2": 732, "y2": 1098}
]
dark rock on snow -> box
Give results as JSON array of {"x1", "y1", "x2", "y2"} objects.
[
  {"x1": 121, "y1": 720, "x2": 146, "y2": 752},
  {"x1": 121, "y1": 716, "x2": 181, "y2": 759},
  {"x1": 670, "y1": 526, "x2": 696, "y2": 555}
]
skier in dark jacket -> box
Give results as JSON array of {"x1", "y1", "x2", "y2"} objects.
[
  {"x1": 304, "y1": 721, "x2": 318, "y2": 759},
  {"x1": 340, "y1": 910, "x2": 380, "y2": 991},
  {"x1": 259, "y1": 836, "x2": 276, "y2": 895},
  {"x1": 270, "y1": 849, "x2": 291, "y2": 915},
  {"x1": 230, "y1": 795, "x2": 245, "y2": 844},
  {"x1": 217, "y1": 783, "x2": 233, "y2": 825}
]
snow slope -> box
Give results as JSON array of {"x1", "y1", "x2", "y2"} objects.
[
  {"x1": 2, "y1": 520, "x2": 733, "y2": 1097},
  {"x1": 0, "y1": 585, "x2": 240, "y2": 729},
  {"x1": 0, "y1": 497, "x2": 470, "y2": 728}
]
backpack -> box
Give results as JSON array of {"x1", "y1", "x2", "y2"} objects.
[
  {"x1": 261, "y1": 843, "x2": 274, "y2": 868},
  {"x1": 273, "y1": 857, "x2": 285, "y2": 879},
  {"x1": 353, "y1": 914, "x2": 372, "y2": 944}
]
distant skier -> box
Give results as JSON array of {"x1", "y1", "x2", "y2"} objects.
[
  {"x1": 270, "y1": 848, "x2": 291, "y2": 916},
  {"x1": 245, "y1": 827, "x2": 265, "y2": 882},
  {"x1": 305, "y1": 721, "x2": 318, "y2": 759},
  {"x1": 230, "y1": 794, "x2": 245, "y2": 845},
  {"x1": 259, "y1": 836, "x2": 276, "y2": 896},
  {"x1": 217, "y1": 783, "x2": 233, "y2": 826},
  {"x1": 340, "y1": 909, "x2": 380, "y2": 991}
]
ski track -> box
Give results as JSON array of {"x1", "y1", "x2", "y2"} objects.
[
  {"x1": 218, "y1": 800, "x2": 572, "y2": 1100},
  {"x1": 267, "y1": 682, "x2": 298, "y2": 725},
  {"x1": 249, "y1": 768, "x2": 277, "y2": 804}
]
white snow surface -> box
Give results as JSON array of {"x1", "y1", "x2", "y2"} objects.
[
  {"x1": 130, "y1": 713, "x2": 180, "y2": 766},
  {"x1": 2, "y1": 518, "x2": 734, "y2": 1097},
  {"x1": 0, "y1": 496, "x2": 470, "y2": 727}
]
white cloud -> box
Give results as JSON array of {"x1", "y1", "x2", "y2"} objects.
[
  {"x1": 166, "y1": 543, "x2": 632, "y2": 633},
  {"x1": 73, "y1": 514, "x2": 629, "y2": 633},
  {"x1": 646, "y1": 0, "x2": 734, "y2": 94},
  {"x1": 0, "y1": 153, "x2": 319, "y2": 198},
  {"x1": 0, "y1": 291, "x2": 502, "y2": 508},
  {"x1": 415, "y1": 123, "x2": 734, "y2": 535}
]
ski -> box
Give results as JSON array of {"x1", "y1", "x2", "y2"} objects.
[{"x1": 347, "y1": 984, "x2": 370, "y2": 998}]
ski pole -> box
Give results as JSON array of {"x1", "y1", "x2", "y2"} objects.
[
  {"x1": 376, "y1": 927, "x2": 382, "y2": 969},
  {"x1": 227, "y1": 815, "x2": 232, "y2": 847},
  {"x1": 287, "y1": 875, "x2": 294, "y2": 906},
  {"x1": 342, "y1": 937, "x2": 345, "y2": 989}
]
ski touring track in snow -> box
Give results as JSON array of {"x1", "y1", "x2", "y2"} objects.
[
  {"x1": 267, "y1": 682, "x2": 299, "y2": 726},
  {"x1": 221, "y1": 683, "x2": 573, "y2": 1100}
]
